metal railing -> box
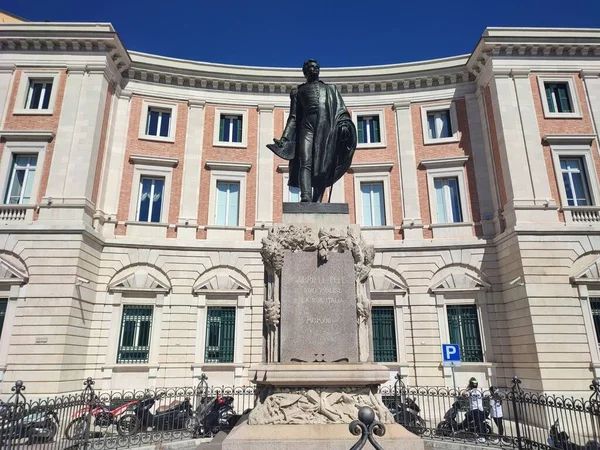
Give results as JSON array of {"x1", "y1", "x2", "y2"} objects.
[
  {"x1": 382, "y1": 374, "x2": 600, "y2": 448},
  {"x1": 2, "y1": 375, "x2": 600, "y2": 449}
]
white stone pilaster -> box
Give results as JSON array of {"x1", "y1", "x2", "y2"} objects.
[
  {"x1": 465, "y1": 92, "x2": 498, "y2": 237},
  {"x1": 475, "y1": 87, "x2": 503, "y2": 235},
  {"x1": 0, "y1": 65, "x2": 16, "y2": 128},
  {"x1": 393, "y1": 101, "x2": 422, "y2": 239},
  {"x1": 256, "y1": 104, "x2": 275, "y2": 225},
  {"x1": 63, "y1": 68, "x2": 110, "y2": 200},
  {"x1": 511, "y1": 71, "x2": 555, "y2": 207},
  {"x1": 489, "y1": 74, "x2": 558, "y2": 226},
  {"x1": 97, "y1": 89, "x2": 132, "y2": 221},
  {"x1": 178, "y1": 100, "x2": 206, "y2": 239},
  {"x1": 581, "y1": 71, "x2": 600, "y2": 141},
  {"x1": 45, "y1": 66, "x2": 86, "y2": 200}
]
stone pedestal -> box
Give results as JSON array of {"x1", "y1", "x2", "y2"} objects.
[{"x1": 221, "y1": 204, "x2": 423, "y2": 449}]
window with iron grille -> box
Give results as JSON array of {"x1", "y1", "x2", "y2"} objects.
[
  {"x1": 590, "y1": 299, "x2": 600, "y2": 345},
  {"x1": 447, "y1": 305, "x2": 483, "y2": 362},
  {"x1": 117, "y1": 306, "x2": 153, "y2": 364},
  {"x1": 0, "y1": 299, "x2": 7, "y2": 339},
  {"x1": 372, "y1": 306, "x2": 397, "y2": 362},
  {"x1": 205, "y1": 307, "x2": 236, "y2": 363}
]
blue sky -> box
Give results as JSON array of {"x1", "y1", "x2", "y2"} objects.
[{"x1": 4, "y1": 0, "x2": 600, "y2": 68}]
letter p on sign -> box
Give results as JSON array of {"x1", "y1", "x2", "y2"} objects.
[{"x1": 442, "y1": 344, "x2": 461, "y2": 367}]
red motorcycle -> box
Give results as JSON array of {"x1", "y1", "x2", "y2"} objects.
[{"x1": 64, "y1": 397, "x2": 138, "y2": 440}]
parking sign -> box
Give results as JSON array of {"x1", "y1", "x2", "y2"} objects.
[{"x1": 442, "y1": 344, "x2": 461, "y2": 367}]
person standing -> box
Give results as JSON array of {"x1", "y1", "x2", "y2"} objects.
[
  {"x1": 463, "y1": 377, "x2": 486, "y2": 443},
  {"x1": 490, "y1": 386, "x2": 505, "y2": 436}
]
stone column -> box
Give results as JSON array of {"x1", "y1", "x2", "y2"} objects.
[
  {"x1": 393, "y1": 101, "x2": 422, "y2": 239},
  {"x1": 178, "y1": 100, "x2": 206, "y2": 239},
  {"x1": 192, "y1": 294, "x2": 207, "y2": 378},
  {"x1": 465, "y1": 92, "x2": 498, "y2": 237},
  {"x1": 394, "y1": 293, "x2": 409, "y2": 378},
  {"x1": 234, "y1": 294, "x2": 247, "y2": 385},
  {"x1": 256, "y1": 104, "x2": 275, "y2": 236},
  {"x1": 0, "y1": 65, "x2": 15, "y2": 127},
  {"x1": 96, "y1": 89, "x2": 132, "y2": 236},
  {"x1": 582, "y1": 71, "x2": 600, "y2": 139}
]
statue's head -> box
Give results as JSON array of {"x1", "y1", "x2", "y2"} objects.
[{"x1": 302, "y1": 59, "x2": 320, "y2": 81}]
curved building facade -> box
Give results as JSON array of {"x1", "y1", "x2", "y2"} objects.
[{"x1": 0, "y1": 22, "x2": 599, "y2": 395}]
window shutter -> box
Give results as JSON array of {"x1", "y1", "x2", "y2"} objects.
[
  {"x1": 216, "y1": 183, "x2": 228, "y2": 225},
  {"x1": 357, "y1": 119, "x2": 364, "y2": 144},
  {"x1": 236, "y1": 117, "x2": 243, "y2": 143},
  {"x1": 371, "y1": 307, "x2": 397, "y2": 362},
  {"x1": 372, "y1": 183, "x2": 385, "y2": 226},
  {"x1": 373, "y1": 117, "x2": 381, "y2": 143},
  {"x1": 0, "y1": 300, "x2": 7, "y2": 339},
  {"x1": 427, "y1": 114, "x2": 436, "y2": 140},
  {"x1": 434, "y1": 179, "x2": 447, "y2": 223},
  {"x1": 228, "y1": 183, "x2": 240, "y2": 226},
  {"x1": 545, "y1": 85, "x2": 556, "y2": 113},
  {"x1": 557, "y1": 85, "x2": 572, "y2": 113},
  {"x1": 447, "y1": 178, "x2": 462, "y2": 222},
  {"x1": 42, "y1": 83, "x2": 52, "y2": 109},
  {"x1": 219, "y1": 117, "x2": 226, "y2": 141},
  {"x1": 361, "y1": 184, "x2": 373, "y2": 226},
  {"x1": 220, "y1": 307, "x2": 236, "y2": 363}
]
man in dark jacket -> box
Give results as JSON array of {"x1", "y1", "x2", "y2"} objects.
[{"x1": 268, "y1": 59, "x2": 356, "y2": 202}]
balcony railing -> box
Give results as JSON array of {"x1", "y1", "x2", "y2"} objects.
[
  {"x1": 0, "y1": 205, "x2": 33, "y2": 221},
  {"x1": 564, "y1": 206, "x2": 600, "y2": 223}
]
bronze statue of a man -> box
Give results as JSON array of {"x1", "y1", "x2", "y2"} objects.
[{"x1": 267, "y1": 59, "x2": 357, "y2": 202}]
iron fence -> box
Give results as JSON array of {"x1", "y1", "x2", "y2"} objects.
[
  {"x1": 1, "y1": 375, "x2": 600, "y2": 449},
  {"x1": 382, "y1": 374, "x2": 600, "y2": 449}
]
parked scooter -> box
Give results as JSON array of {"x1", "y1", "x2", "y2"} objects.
[
  {"x1": 64, "y1": 396, "x2": 138, "y2": 440},
  {"x1": 194, "y1": 395, "x2": 240, "y2": 437},
  {"x1": 116, "y1": 394, "x2": 195, "y2": 437},
  {"x1": 548, "y1": 419, "x2": 600, "y2": 449},
  {"x1": 436, "y1": 401, "x2": 492, "y2": 439},
  {"x1": 388, "y1": 396, "x2": 426, "y2": 435},
  {"x1": 0, "y1": 399, "x2": 60, "y2": 445}
]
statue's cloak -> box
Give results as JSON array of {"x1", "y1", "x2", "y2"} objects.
[{"x1": 271, "y1": 81, "x2": 357, "y2": 191}]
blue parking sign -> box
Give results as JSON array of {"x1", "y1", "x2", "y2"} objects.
[{"x1": 442, "y1": 344, "x2": 461, "y2": 367}]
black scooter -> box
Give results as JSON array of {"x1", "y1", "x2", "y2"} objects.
[
  {"x1": 194, "y1": 395, "x2": 239, "y2": 437},
  {"x1": 389, "y1": 397, "x2": 426, "y2": 435},
  {"x1": 0, "y1": 399, "x2": 60, "y2": 445},
  {"x1": 436, "y1": 401, "x2": 492, "y2": 439},
  {"x1": 116, "y1": 394, "x2": 194, "y2": 437},
  {"x1": 548, "y1": 419, "x2": 600, "y2": 450}
]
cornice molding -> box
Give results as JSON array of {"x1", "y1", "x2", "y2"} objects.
[
  {"x1": 129, "y1": 154, "x2": 179, "y2": 167},
  {"x1": 349, "y1": 162, "x2": 394, "y2": 172},
  {"x1": 0, "y1": 130, "x2": 55, "y2": 142},
  {"x1": 543, "y1": 134, "x2": 597, "y2": 145},
  {"x1": 205, "y1": 161, "x2": 252, "y2": 172},
  {"x1": 420, "y1": 156, "x2": 469, "y2": 169}
]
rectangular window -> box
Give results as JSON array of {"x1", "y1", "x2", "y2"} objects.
[
  {"x1": 288, "y1": 185, "x2": 301, "y2": 202},
  {"x1": 427, "y1": 110, "x2": 452, "y2": 140},
  {"x1": 136, "y1": 177, "x2": 164, "y2": 223},
  {"x1": 434, "y1": 177, "x2": 463, "y2": 223},
  {"x1": 215, "y1": 181, "x2": 240, "y2": 226},
  {"x1": 146, "y1": 108, "x2": 171, "y2": 138},
  {"x1": 0, "y1": 299, "x2": 7, "y2": 339},
  {"x1": 361, "y1": 182, "x2": 385, "y2": 226},
  {"x1": 545, "y1": 82, "x2": 573, "y2": 113},
  {"x1": 25, "y1": 80, "x2": 52, "y2": 110},
  {"x1": 5, "y1": 155, "x2": 38, "y2": 205},
  {"x1": 372, "y1": 306, "x2": 397, "y2": 362},
  {"x1": 219, "y1": 115, "x2": 243, "y2": 143},
  {"x1": 447, "y1": 305, "x2": 483, "y2": 363},
  {"x1": 560, "y1": 157, "x2": 591, "y2": 206},
  {"x1": 357, "y1": 116, "x2": 381, "y2": 144},
  {"x1": 591, "y1": 299, "x2": 600, "y2": 345},
  {"x1": 117, "y1": 305, "x2": 153, "y2": 364},
  {"x1": 205, "y1": 307, "x2": 236, "y2": 363}
]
